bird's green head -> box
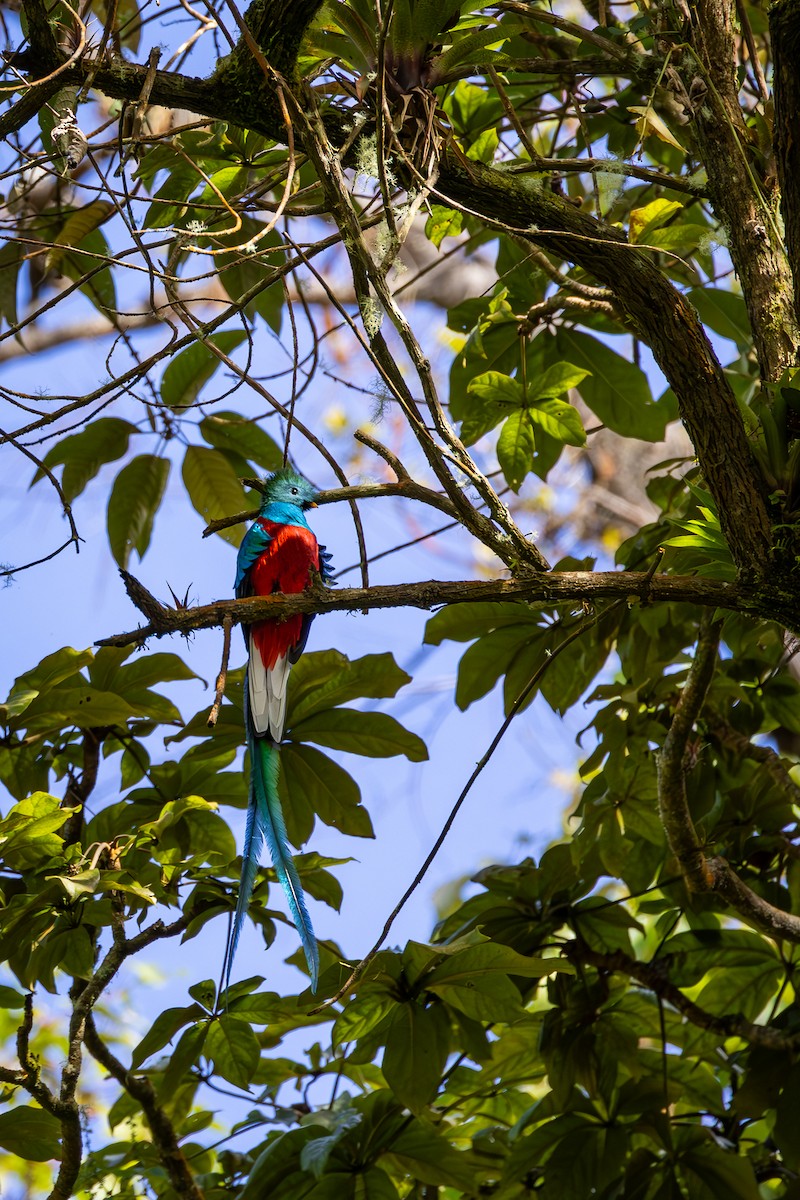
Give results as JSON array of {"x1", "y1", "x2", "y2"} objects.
[{"x1": 260, "y1": 468, "x2": 319, "y2": 511}]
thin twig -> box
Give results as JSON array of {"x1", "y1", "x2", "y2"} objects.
[{"x1": 207, "y1": 613, "x2": 233, "y2": 727}]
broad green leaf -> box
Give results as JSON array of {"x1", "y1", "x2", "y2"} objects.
[
  {"x1": 382, "y1": 1002, "x2": 450, "y2": 1113},
  {"x1": 385, "y1": 1115, "x2": 484, "y2": 1191},
  {"x1": 288, "y1": 652, "x2": 412, "y2": 725},
  {"x1": 160, "y1": 331, "x2": 247, "y2": 410},
  {"x1": 425, "y1": 942, "x2": 571, "y2": 983},
  {"x1": 182, "y1": 445, "x2": 247, "y2": 546},
  {"x1": 529, "y1": 361, "x2": 590, "y2": 401},
  {"x1": 689, "y1": 286, "x2": 752, "y2": 349},
  {"x1": 527, "y1": 398, "x2": 586, "y2": 446},
  {"x1": 32, "y1": 418, "x2": 137, "y2": 502},
  {"x1": 279, "y1": 743, "x2": 373, "y2": 840},
  {"x1": 206, "y1": 1014, "x2": 260, "y2": 1088},
  {"x1": 60, "y1": 227, "x2": 116, "y2": 312},
  {"x1": 4, "y1": 647, "x2": 93, "y2": 721},
  {"x1": 131, "y1": 1004, "x2": 205, "y2": 1068},
  {"x1": 241, "y1": 1128, "x2": 318, "y2": 1200},
  {"x1": 291, "y1": 708, "x2": 427, "y2": 761},
  {"x1": 554, "y1": 328, "x2": 667, "y2": 441},
  {"x1": 21, "y1": 685, "x2": 160, "y2": 734},
  {"x1": 0, "y1": 239, "x2": 21, "y2": 326},
  {"x1": 0, "y1": 1106, "x2": 61, "y2": 1161},
  {"x1": 680, "y1": 1140, "x2": 760, "y2": 1200},
  {"x1": 157, "y1": 1023, "x2": 208, "y2": 1104},
  {"x1": 455, "y1": 625, "x2": 537, "y2": 710},
  {"x1": 467, "y1": 370, "x2": 525, "y2": 407},
  {"x1": 333, "y1": 988, "x2": 397, "y2": 1048},
  {"x1": 200, "y1": 410, "x2": 283, "y2": 471},
  {"x1": 424, "y1": 602, "x2": 535, "y2": 645},
  {"x1": 216, "y1": 220, "x2": 285, "y2": 331},
  {"x1": 497, "y1": 409, "x2": 536, "y2": 491},
  {"x1": 107, "y1": 454, "x2": 170, "y2": 569},
  {"x1": 425, "y1": 205, "x2": 463, "y2": 248},
  {"x1": 46, "y1": 201, "x2": 114, "y2": 274}
]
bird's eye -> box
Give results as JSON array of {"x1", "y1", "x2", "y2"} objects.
[{"x1": 291, "y1": 487, "x2": 299, "y2": 495}]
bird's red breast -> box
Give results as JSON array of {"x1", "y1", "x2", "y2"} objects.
[{"x1": 250, "y1": 520, "x2": 319, "y2": 669}]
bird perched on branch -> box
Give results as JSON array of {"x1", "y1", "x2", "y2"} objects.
[{"x1": 223, "y1": 468, "x2": 332, "y2": 994}]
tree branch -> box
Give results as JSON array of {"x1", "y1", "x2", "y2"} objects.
[
  {"x1": 687, "y1": 0, "x2": 800, "y2": 378},
  {"x1": 567, "y1": 940, "x2": 800, "y2": 1052},
  {"x1": 657, "y1": 615, "x2": 722, "y2": 891},
  {"x1": 771, "y1": 0, "x2": 800, "y2": 328},
  {"x1": 657, "y1": 615, "x2": 800, "y2": 943},
  {"x1": 84, "y1": 1015, "x2": 204, "y2": 1200},
  {"x1": 95, "y1": 568, "x2": 800, "y2": 650},
  {"x1": 434, "y1": 155, "x2": 774, "y2": 578}
]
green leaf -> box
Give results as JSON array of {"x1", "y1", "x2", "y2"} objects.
[
  {"x1": 287, "y1": 652, "x2": 412, "y2": 726},
  {"x1": 497, "y1": 409, "x2": 537, "y2": 491},
  {"x1": 467, "y1": 370, "x2": 525, "y2": 407},
  {"x1": 279, "y1": 744, "x2": 374, "y2": 840},
  {"x1": 554, "y1": 328, "x2": 667, "y2": 441},
  {"x1": 689, "y1": 286, "x2": 752, "y2": 350},
  {"x1": 527, "y1": 398, "x2": 586, "y2": 446},
  {"x1": 4, "y1": 646, "x2": 93, "y2": 722},
  {"x1": 382, "y1": 1002, "x2": 450, "y2": 1113},
  {"x1": 455, "y1": 625, "x2": 536, "y2": 710},
  {"x1": 290, "y1": 708, "x2": 427, "y2": 761},
  {"x1": 107, "y1": 454, "x2": 170, "y2": 569},
  {"x1": 182, "y1": 445, "x2": 247, "y2": 546},
  {"x1": 32, "y1": 418, "x2": 137, "y2": 503},
  {"x1": 529, "y1": 361, "x2": 590, "y2": 401},
  {"x1": 46, "y1": 201, "x2": 114, "y2": 274},
  {"x1": 384, "y1": 1115, "x2": 483, "y2": 1191},
  {"x1": 333, "y1": 988, "x2": 398, "y2": 1049},
  {"x1": 160, "y1": 331, "x2": 248, "y2": 410},
  {"x1": 59, "y1": 227, "x2": 116, "y2": 313},
  {"x1": 424, "y1": 602, "x2": 534, "y2": 645},
  {"x1": 680, "y1": 1139, "x2": 760, "y2": 1199},
  {"x1": 131, "y1": 1004, "x2": 205, "y2": 1068},
  {"x1": 206, "y1": 1014, "x2": 260, "y2": 1088},
  {"x1": 425, "y1": 942, "x2": 571, "y2": 983},
  {"x1": 0, "y1": 239, "x2": 21, "y2": 327},
  {"x1": 0, "y1": 1106, "x2": 61, "y2": 1161},
  {"x1": 425, "y1": 204, "x2": 463, "y2": 248},
  {"x1": 200, "y1": 410, "x2": 283, "y2": 471}
]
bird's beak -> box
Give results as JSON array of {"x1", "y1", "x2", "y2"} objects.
[{"x1": 308, "y1": 501, "x2": 318, "y2": 508}]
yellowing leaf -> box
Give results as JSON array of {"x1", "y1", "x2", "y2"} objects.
[
  {"x1": 628, "y1": 105, "x2": 686, "y2": 153},
  {"x1": 629, "y1": 198, "x2": 683, "y2": 243}
]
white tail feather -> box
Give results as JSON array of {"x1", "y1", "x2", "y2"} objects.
[
  {"x1": 248, "y1": 638, "x2": 270, "y2": 735},
  {"x1": 267, "y1": 654, "x2": 291, "y2": 741}
]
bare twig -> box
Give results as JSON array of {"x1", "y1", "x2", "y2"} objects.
[{"x1": 207, "y1": 613, "x2": 233, "y2": 727}]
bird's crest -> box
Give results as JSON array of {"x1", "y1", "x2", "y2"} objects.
[{"x1": 260, "y1": 469, "x2": 318, "y2": 511}]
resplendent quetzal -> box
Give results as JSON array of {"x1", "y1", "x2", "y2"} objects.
[{"x1": 223, "y1": 468, "x2": 332, "y2": 994}]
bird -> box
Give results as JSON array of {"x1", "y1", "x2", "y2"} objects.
[{"x1": 222, "y1": 468, "x2": 332, "y2": 996}]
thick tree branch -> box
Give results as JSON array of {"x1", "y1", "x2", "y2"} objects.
[
  {"x1": 435, "y1": 156, "x2": 774, "y2": 577},
  {"x1": 7, "y1": 16, "x2": 774, "y2": 577},
  {"x1": 95, "y1": 568, "x2": 800, "y2": 649},
  {"x1": 657, "y1": 617, "x2": 800, "y2": 943},
  {"x1": 687, "y1": 0, "x2": 800, "y2": 378},
  {"x1": 84, "y1": 1015, "x2": 204, "y2": 1200},
  {"x1": 771, "y1": 0, "x2": 800, "y2": 327},
  {"x1": 705, "y1": 713, "x2": 800, "y2": 811},
  {"x1": 657, "y1": 615, "x2": 722, "y2": 891},
  {"x1": 567, "y1": 941, "x2": 799, "y2": 1052}
]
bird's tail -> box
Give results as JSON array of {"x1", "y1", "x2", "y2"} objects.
[{"x1": 223, "y1": 714, "x2": 319, "y2": 996}]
